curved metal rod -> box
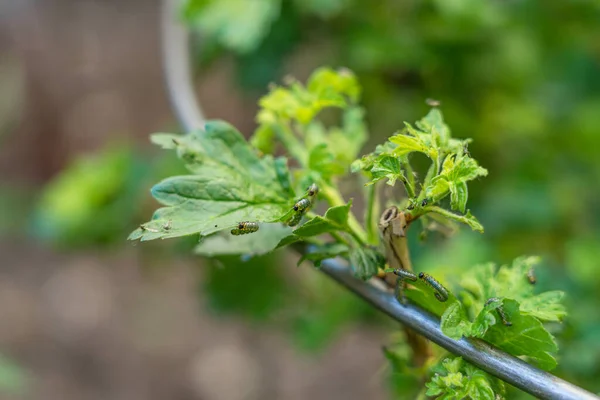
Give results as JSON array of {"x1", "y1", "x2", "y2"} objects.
[
  {"x1": 161, "y1": 0, "x2": 205, "y2": 131},
  {"x1": 160, "y1": 1, "x2": 598, "y2": 399}
]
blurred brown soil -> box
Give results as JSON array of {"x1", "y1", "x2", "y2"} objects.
[{"x1": 0, "y1": 240, "x2": 389, "y2": 400}]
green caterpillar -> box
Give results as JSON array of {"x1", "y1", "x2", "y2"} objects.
[
  {"x1": 293, "y1": 198, "x2": 311, "y2": 213},
  {"x1": 485, "y1": 297, "x2": 512, "y2": 327},
  {"x1": 287, "y1": 184, "x2": 318, "y2": 227},
  {"x1": 393, "y1": 269, "x2": 417, "y2": 305},
  {"x1": 418, "y1": 272, "x2": 449, "y2": 302},
  {"x1": 231, "y1": 221, "x2": 259, "y2": 235}
]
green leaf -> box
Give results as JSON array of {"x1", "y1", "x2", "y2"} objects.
[
  {"x1": 405, "y1": 286, "x2": 451, "y2": 317},
  {"x1": 308, "y1": 143, "x2": 345, "y2": 180},
  {"x1": 250, "y1": 123, "x2": 276, "y2": 154},
  {"x1": 426, "y1": 155, "x2": 487, "y2": 204},
  {"x1": 322, "y1": 201, "x2": 352, "y2": 225},
  {"x1": 416, "y1": 108, "x2": 451, "y2": 149},
  {"x1": 520, "y1": 291, "x2": 566, "y2": 322},
  {"x1": 447, "y1": 156, "x2": 488, "y2": 182},
  {"x1": 424, "y1": 207, "x2": 484, "y2": 233},
  {"x1": 441, "y1": 296, "x2": 510, "y2": 340},
  {"x1": 195, "y1": 223, "x2": 293, "y2": 257},
  {"x1": 304, "y1": 121, "x2": 328, "y2": 150},
  {"x1": 292, "y1": 201, "x2": 352, "y2": 237},
  {"x1": 351, "y1": 143, "x2": 403, "y2": 189},
  {"x1": 413, "y1": 109, "x2": 469, "y2": 157},
  {"x1": 494, "y1": 256, "x2": 566, "y2": 322},
  {"x1": 450, "y1": 181, "x2": 468, "y2": 213},
  {"x1": 457, "y1": 262, "x2": 496, "y2": 302},
  {"x1": 257, "y1": 67, "x2": 360, "y2": 126},
  {"x1": 298, "y1": 243, "x2": 350, "y2": 267},
  {"x1": 463, "y1": 364, "x2": 496, "y2": 400},
  {"x1": 460, "y1": 256, "x2": 566, "y2": 323},
  {"x1": 484, "y1": 299, "x2": 558, "y2": 370},
  {"x1": 462, "y1": 210, "x2": 484, "y2": 233},
  {"x1": 129, "y1": 121, "x2": 294, "y2": 241},
  {"x1": 367, "y1": 155, "x2": 404, "y2": 186},
  {"x1": 274, "y1": 157, "x2": 295, "y2": 196},
  {"x1": 271, "y1": 202, "x2": 353, "y2": 249},
  {"x1": 440, "y1": 301, "x2": 472, "y2": 340},
  {"x1": 182, "y1": 0, "x2": 281, "y2": 54},
  {"x1": 425, "y1": 379, "x2": 444, "y2": 397},
  {"x1": 274, "y1": 233, "x2": 303, "y2": 249},
  {"x1": 349, "y1": 247, "x2": 385, "y2": 280},
  {"x1": 389, "y1": 131, "x2": 431, "y2": 157},
  {"x1": 307, "y1": 67, "x2": 361, "y2": 103},
  {"x1": 351, "y1": 142, "x2": 397, "y2": 173},
  {"x1": 469, "y1": 297, "x2": 504, "y2": 338},
  {"x1": 427, "y1": 177, "x2": 450, "y2": 199},
  {"x1": 327, "y1": 106, "x2": 368, "y2": 165},
  {"x1": 300, "y1": 107, "x2": 367, "y2": 179}
]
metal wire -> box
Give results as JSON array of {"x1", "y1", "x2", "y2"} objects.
[{"x1": 160, "y1": 1, "x2": 599, "y2": 398}]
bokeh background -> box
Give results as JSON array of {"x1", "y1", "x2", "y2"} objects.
[{"x1": 1, "y1": 0, "x2": 599, "y2": 399}]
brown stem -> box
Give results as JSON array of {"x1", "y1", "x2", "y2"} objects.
[{"x1": 379, "y1": 206, "x2": 432, "y2": 367}]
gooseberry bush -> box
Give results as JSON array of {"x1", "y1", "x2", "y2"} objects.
[{"x1": 130, "y1": 68, "x2": 566, "y2": 399}]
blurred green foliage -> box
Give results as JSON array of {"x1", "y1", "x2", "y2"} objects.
[
  {"x1": 203, "y1": 253, "x2": 288, "y2": 320},
  {"x1": 202, "y1": 252, "x2": 375, "y2": 351},
  {"x1": 0, "y1": 354, "x2": 27, "y2": 396},
  {"x1": 34, "y1": 146, "x2": 138, "y2": 246},
  {"x1": 32, "y1": 144, "x2": 186, "y2": 248}
]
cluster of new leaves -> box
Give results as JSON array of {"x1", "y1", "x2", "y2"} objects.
[
  {"x1": 252, "y1": 67, "x2": 367, "y2": 186},
  {"x1": 425, "y1": 356, "x2": 506, "y2": 400},
  {"x1": 352, "y1": 109, "x2": 487, "y2": 233}
]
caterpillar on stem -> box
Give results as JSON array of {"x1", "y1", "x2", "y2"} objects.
[{"x1": 393, "y1": 269, "x2": 417, "y2": 305}]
